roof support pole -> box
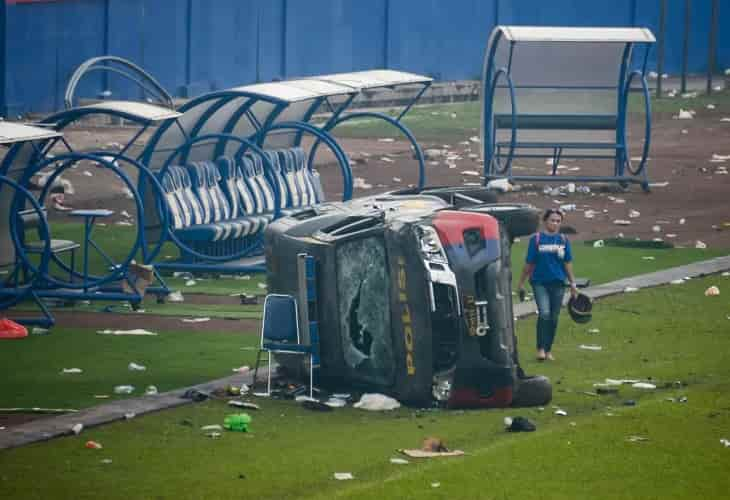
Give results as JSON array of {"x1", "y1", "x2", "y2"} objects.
[
  {"x1": 681, "y1": 0, "x2": 691, "y2": 94},
  {"x1": 706, "y1": 0, "x2": 719, "y2": 95},
  {"x1": 656, "y1": 0, "x2": 666, "y2": 98}
]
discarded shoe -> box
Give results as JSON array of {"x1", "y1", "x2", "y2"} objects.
[{"x1": 506, "y1": 416, "x2": 536, "y2": 432}]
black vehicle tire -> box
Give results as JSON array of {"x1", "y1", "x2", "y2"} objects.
[
  {"x1": 511, "y1": 375, "x2": 552, "y2": 407},
  {"x1": 466, "y1": 203, "x2": 539, "y2": 239}
]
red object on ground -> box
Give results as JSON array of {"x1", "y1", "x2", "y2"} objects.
[
  {"x1": 85, "y1": 440, "x2": 103, "y2": 449},
  {"x1": 0, "y1": 318, "x2": 28, "y2": 339}
]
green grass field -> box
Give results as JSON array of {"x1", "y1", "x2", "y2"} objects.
[
  {"x1": 329, "y1": 89, "x2": 730, "y2": 142},
  {"x1": 0, "y1": 328, "x2": 259, "y2": 410},
  {"x1": 1, "y1": 274, "x2": 729, "y2": 499}
]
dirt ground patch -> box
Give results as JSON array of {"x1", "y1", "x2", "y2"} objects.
[{"x1": 47, "y1": 108, "x2": 730, "y2": 248}]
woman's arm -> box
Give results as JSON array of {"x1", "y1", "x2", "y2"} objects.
[
  {"x1": 517, "y1": 263, "x2": 535, "y2": 290},
  {"x1": 564, "y1": 262, "x2": 578, "y2": 297}
]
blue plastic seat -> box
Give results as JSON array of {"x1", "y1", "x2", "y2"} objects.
[{"x1": 253, "y1": 293, "x2": 315, "y2": 397}]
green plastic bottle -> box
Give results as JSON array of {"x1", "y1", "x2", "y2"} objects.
[{"x1": 223, "y1": 413, "x2": 252, "y2": 432}]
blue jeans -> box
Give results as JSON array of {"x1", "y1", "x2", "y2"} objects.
[{"x1": 531, "y1": 282, "x2": 565, "y2": 352}]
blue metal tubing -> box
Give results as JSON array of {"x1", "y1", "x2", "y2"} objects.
[
  {"x1": 485, "y1": 67, "x2": 517, "y2": 176},
  {"x1": 1, "y1": 176, "x2": 52, "y2": 310},
  {"x1": 150, "y1": 133, "x2": 280, "y2": 264},
  {"x1": 257, "y1": 121, "x2": 354, "y2": 201},
  {"x1": 317, "y1": 111, "x2": 426, "y2": 191},
  {"x1": 36, "y1": 290, "x2": 142, "y2": 302},
  {"x1": 484, "y1": 174, "x2": 645, "y2": 185},
  {"x1": 615, "y1": 43, "x2": 633, "y2": 178},
  {"x1": 19, "y1": 153, "x2": 145, "y2": 291},
  {"x1": 622, "y1": 70, "x2": 652, "y2": 178}
]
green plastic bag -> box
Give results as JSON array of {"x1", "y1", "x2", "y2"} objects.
[{"x1": 224, "y1": 413, "x2": 252, "y2": 432}]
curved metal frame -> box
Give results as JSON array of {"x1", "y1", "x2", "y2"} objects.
[
  {"x1": 315, "y1": 111, "x2": 426, "y2": 190},
  {"x1": 0, "y1": 176, "x2": 51, "y2": 310},
  {"x1": 484, "y1": 67, "x2": 517, "y2": 177},
  {"x1": 481, "y1": 27, "x2": 655, "y2": 192},
  {"x1": 257, "y1": 121, "x2": 354, "y2": 201},
  {"x1": 64, "y1": 56, "x2": 175, "y2": 109},
  {"x1": 13, "y1": 153, "x2": 147, "y2": 290},
  {"x1": 149, "y1": 133, "x2": 282, "y2": 264},
  {"x1": 622, "y1": 70, "x2": 652, "y2": 178}
]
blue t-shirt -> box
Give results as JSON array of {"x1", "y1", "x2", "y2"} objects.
[{"x1": 525, "y1": 232, "x2": 572, "y2": 284}]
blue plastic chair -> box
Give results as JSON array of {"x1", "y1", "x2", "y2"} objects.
[{"x1": 253, "y1": 294, "x2": 314, "y2": 397}]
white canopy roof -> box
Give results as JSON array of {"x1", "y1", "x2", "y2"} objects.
[
  {"x1": 234, "y1": 79, "x2": 357, "y2": 103},
  {"x1": 313, "y1": 70, "x2": 433, "y2": 90},
  {"x1": 0, "y1": 122, "x2": 62, "y2": 145},
  {"x1": 496, "y1": 26, "x2": 656, "y2": 44},
  {"x1": 77, "y1": 101, "x2": 182, "y2": 122}
]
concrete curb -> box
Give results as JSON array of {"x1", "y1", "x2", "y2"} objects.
[
  {"x1": 0, "y1": 370, "x2": 264, "y2": 451},
  {"x1": 513, "y1": 254, "x2": 730, "y2": 318}
]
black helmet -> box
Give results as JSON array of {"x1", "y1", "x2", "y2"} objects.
[{"x1": 568, "y1": 293, "x2": 593, "y2": 324}]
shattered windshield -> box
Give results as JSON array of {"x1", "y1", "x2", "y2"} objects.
[{"x1": 336, "y1": 236, "x2": 394, "y2": 385}]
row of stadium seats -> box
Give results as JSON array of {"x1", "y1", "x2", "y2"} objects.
[{"x1": 158, "y1": 147, "x2": 324, "y2": 253}]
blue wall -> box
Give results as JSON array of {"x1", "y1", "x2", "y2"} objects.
[{"x1": 2, "y1": 0, "x2": 728, "y2": 115}]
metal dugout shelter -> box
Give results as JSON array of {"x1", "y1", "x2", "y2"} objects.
[{"x1": 481, "y1": 26, "x2": 656, "y2": 191}]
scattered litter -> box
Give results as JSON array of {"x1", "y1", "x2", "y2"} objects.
[
  {"x1": 554, "y1": 409, "x2": 568, "y2": 416},
  {"x1": 587, "y1": 328, "x2": 600, "y2": 334},
  {"x1": 504, "y1": 416, "x2": 536, "y2": 432},
  {"x1": 334, "y1": 472, "x2": 354, "y2": 480},
  {"x1": 61, "y1": 368, "x2": 83, "y2": 374},
  {"x1": 469, "y1": 136, "x2": 480, "y2": 143},
  {"x1": 201, "y1": 424, "x2": 223, "y2": 432},
  {"x1": 113, "y1": 385, "x2": 135, "y2": 394},
  {"x1": 185, "y1": 279, "x2": 196, "y2": 287},
  {"x1": 31, "y1": 327, "x2": 50, "y2": 335},
  {"x1": 631, "y1": 382, "x2": 656, "y2": 390},
  {"x1": 392, "y1": 177, "x2": 402, "y2": 183},
  {"x1": 704, "y1": 286, "x2": 720, "y2": 297},
  {"x1": 559, "y1": 204, "x2": 576, "y2": 212},
  {"x1": 461, "y1": 170, "x2": 480, "y2": 177},
  {"x1": 707, "y1": 104, "x2": 716, "y2": 110},
  {"x1": 144, "y1": 385, "x2": 158, "y2": 396},
  {"x1": 722, "y1": 272, "x2": 730, "y2": 277},
  {"x1": 613, "y1": 220, "x2": 631, "y2": 226},
  {"x1": 128, "y1": 362, "x2": 146, "y2": 371},
  {"x1": 675, "y1": 109, "x2": 694, "y2": 120},
  {"x1": 642, "y1": 256, "x2": 655, "y2": 260},
  {"x1": 224, "y1": 413, "x2": 252, "y2": 432},
  {"x1": 670, "y1": 279, "x2": 685, "y2": 285},
  {"x1": 486, "y1": 178, "x2": 512, "y2": 192},
  {"x1": 400, "y1": 449, "x2": 464, "y2": 458},
  {"x1": 71, "y1": 423, "x2": 84, "y2": 435},
  {"x1": 100, "y1": 458, "x2": 113, "y2": 464},
  {"x1": 649, "y1": 181, "x2": 669, "y2": 188},
  {"x1": 721, "y1": 118, "x2": 730, "y2": 122},
  {"x1": 432, "y1": 482, "x2": 441, "y2": 488},
  {"x1": 380, "y1": 157, "x2": 394, "y2": 163},
  {"x1": 593, "y1": 240, "x2": 604, "y2": 248},
  {"x1": 712, "y1": 154, "x2": 730, "y2": 161},
  {"x1": 695, "y1": 240, "x2": 707, "y2": 249},
  {"x1": 721, "y1": 439, "x2": 730, "y2": 448},
  {"x1": 93, "y1": 395, "x2": 109, "y2": 399},
  {"x1": 626, "y1": 436, "x2": 649, "y2": 443},
  {"x1": 390, "y1": 458, "x2": 410, "y2": 465},
  {"x1": 82, "y1": 170, "x2": 94, "y2": 177},
  {"x1": 124, "y1": 412, "x2": 136, "y2": 419},
  {"x1": 231, "y1": 365, "x2": 249, "y2": 374},
  {"x1": 628, "y1": 209, "x2": 640, "y2": 218},
  {"x1": 666, "y1": 234, "x2": 677, "y2": 239},
  {"x1": 182, "y1": 317, "x2": 211, "y2": 323},
  {"x1": 324, "y1": 398, "x2": 347, "y2": 408},
  {"x1": 652, "y1": 225, "x2": 662, "y2": 233},
  {"x1": 85, "y1": 440, "x2": 103, "y2": 449},
  {"x1": 584, "y1": 210, "x2": 596, "y2": 219},
  {"x1": 579, "y1": 344, "x2": 603, "y2": 351},
  {"x1": 228, "y1": 401, "x2": 259, "y2": 410},
  {"x1": 623, "y1": 287, "x2": 639, "y2": 293},
  {"x1": 377, "y1": 138, "x2": 394, "y2": 143},
  {"x1": 353, "y1": 393, "x2": 401, "y2": 411},
  {"x1": 97, "y1": 329, "x2": 157, "y2": 336}
]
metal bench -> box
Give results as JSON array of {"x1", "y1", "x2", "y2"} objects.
[{"x1": 481, "y1": 26, "x2": 656, "y2": 191}]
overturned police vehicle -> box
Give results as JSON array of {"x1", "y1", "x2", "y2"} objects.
[{"x1": 264, "y1": 186, "x2": 552, "y2": 408}]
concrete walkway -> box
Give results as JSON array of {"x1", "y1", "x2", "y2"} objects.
[{"x1": 2, "y1": 255, "x2": 729, "y2": 451}]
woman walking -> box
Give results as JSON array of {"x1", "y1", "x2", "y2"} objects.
[{"x1": 516, "y1": 208, "x2": 578, "y2": 361}]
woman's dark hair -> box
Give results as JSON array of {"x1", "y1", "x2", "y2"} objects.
[{"x1": 542, "y1": 208, "x2": 564, "y2": 221}]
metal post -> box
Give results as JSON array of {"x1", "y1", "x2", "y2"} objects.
[
  {"x1": 681, "y1": 0, "x2": 691, "y2": 94},
  {"x1": 656, "y1": 0, "x2": 666, "y2": 98},
  {"x1": 706, "y1": 0, "x2": 719, "y2": 95}
]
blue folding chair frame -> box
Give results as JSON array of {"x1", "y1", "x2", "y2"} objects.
[{"x1": 253, "y1": 293, "x2": 314, "y2": 398}]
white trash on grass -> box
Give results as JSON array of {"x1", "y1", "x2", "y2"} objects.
[
  {"x1": 128, "y1": 362, "x2": 146, "y2": 371},
  {"x1": 632, "y1": 382, "x2": 657, "y2": 390},
  {"x1": 97, "y1": 329, "x2": 157, "y2": 336},
  {"x1": 334, "y1": 472, "x2": 354, "y2": 480},
  {"x1": 579, "y1": 344, "x2": 603, "y2": 351},
  {"x1": 353, "y1": 393, "x2": 401, "y2": 411},
  {"x1": 61, "y1": 368, "x2": 83, "y2": 374},
  {"x1": 167, "y1": 290, "x2": 184, "y2": 302}
]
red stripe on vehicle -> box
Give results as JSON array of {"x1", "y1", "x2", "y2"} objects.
[{"x1": 432, "y1": 210, "x2": 499, "y2": 246}]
